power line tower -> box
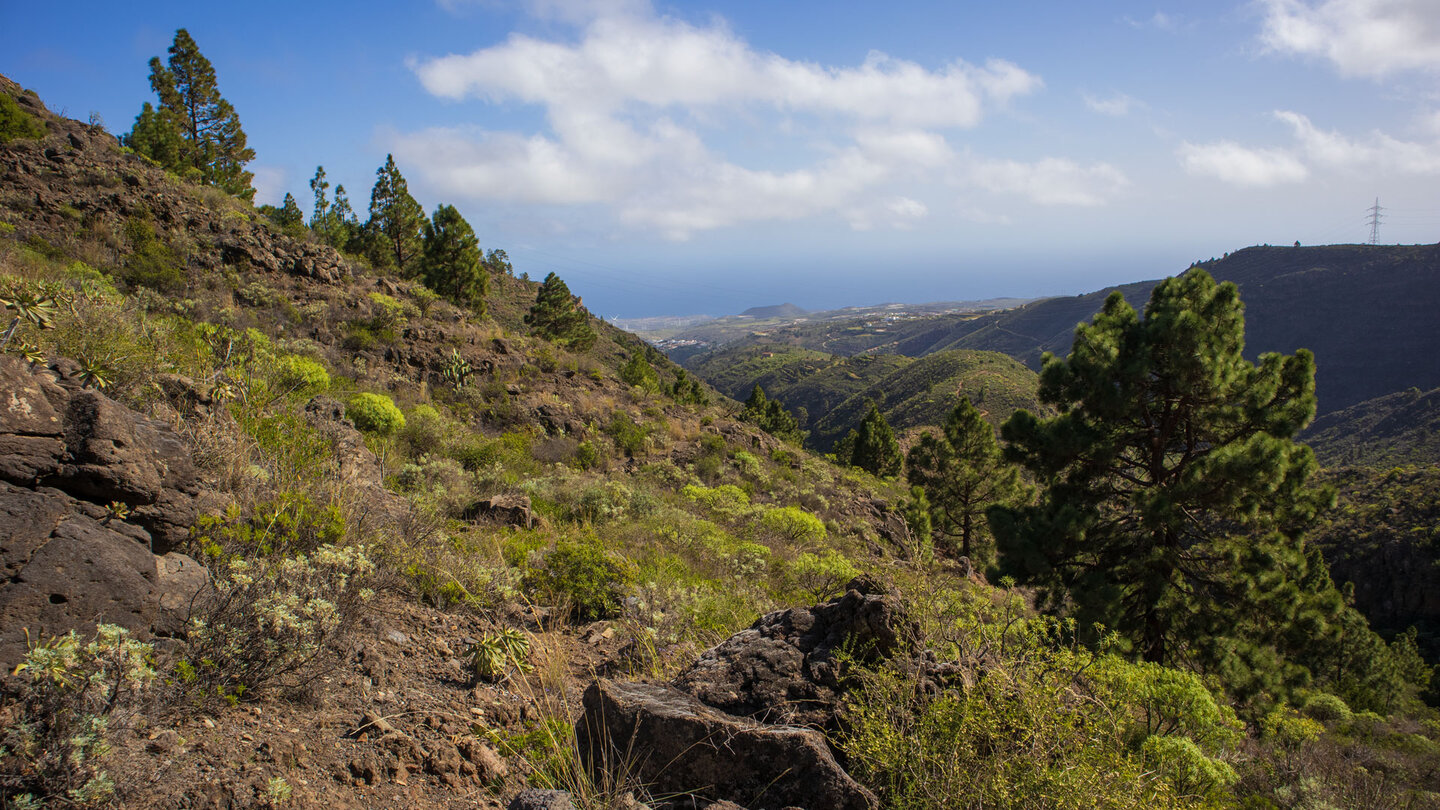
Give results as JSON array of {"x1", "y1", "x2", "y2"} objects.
[{"x1": 1366, "y1": 197, "x2": 1384, "y2": 244}]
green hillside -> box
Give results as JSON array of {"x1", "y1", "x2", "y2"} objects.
[
  {"x1": 810, "y1": 350, "x2": 1041, "y2": 451},
  {"x1": 1304, "y1": 386, "x2": 1440, "y2": 468},
  {"x1": 686, "y1": 245, "x2": 1440, "y2": 418}
]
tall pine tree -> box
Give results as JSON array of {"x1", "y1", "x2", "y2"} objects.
[
  {"x1": 366, "y1": 154, "x2": 426, "y2": 277},
  {"x1": 990, "y1": 269, "x2": 1338, "y2": 696},
  {"x1": 906, "y1": 396, "x2": 1027, "y2": 562},
  {"x1": 525, "y1": 272, "x2": 596, "y2": 351},
  {"x1": 125, "y1": 29, "x2": 255, "y2": 199},
  {"x1": 847, "y1": 403, "x2": 902, "y2": 478},
  {"x1": 421, "y1": 204, "x2": 487, "y2": 313}
]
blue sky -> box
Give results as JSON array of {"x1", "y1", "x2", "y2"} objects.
[{"x1": 5, "y1": 0, "x2": 1440, "y2": 317}]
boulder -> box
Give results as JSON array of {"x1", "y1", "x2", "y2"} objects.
[
  {"x1": 0, "y1": 481, "x2": 203, "y2": 669},
  {"x1": 576, "y1": 679, "x2": 877, "y2": 810},
  {"x1": 674, "y1": 577, "x2": 917, "y2": 728},
  {"x1": 466, "y1": 493, "x2": 534, "y2": 529},
  {"x1": 0, "y1": 357, "x2": 209, "y2": 670}
]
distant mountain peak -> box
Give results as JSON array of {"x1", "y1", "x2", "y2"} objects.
[{"x1": 739, "y1": 303, "x2": 808, "y2": 319}]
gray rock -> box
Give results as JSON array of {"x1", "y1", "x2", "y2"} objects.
[
  {"x1": 508, "y1": 789, "x2": 576, "y2": 810},
  {"x1": 674, "y1": 577, "x2": 917, "y2": 728},
  {"x1": 576, "y1": 679, "x2": 877, "y2": 810}
]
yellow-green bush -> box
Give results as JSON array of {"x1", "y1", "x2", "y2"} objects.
[
  {"x1": 347, "y1": 392, "x2": 406, "y2": 435},
  {"x1": 759, "y1": 505, "x2": 827, "y2": 546}
]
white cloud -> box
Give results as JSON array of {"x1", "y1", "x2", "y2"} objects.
[
  {"x1": 1275, "y1": 110, "x2": 1440, "y2": 172},
  {"x1": 398, "y1": 3, "x2": 1129, "y2": 237},
  {"x1": 1259, "y1": 0, "x2": 1440, "y2": 77},
  {"x1": 1177, "y1": 140, "x2": 1309, "y2": 186},
  {"x1": 413, "y1": 14, "x2": 1040, "y2": 129},
  {"x1": 1177, "y1": 110, "x2": 1440, "y2": 187},
  {"x1": 967, "y1": 157, "x2": 1130, "y2": 206},
  {"x1": 1083, "y1": 92, "x2": 1139, "y2": 117}
]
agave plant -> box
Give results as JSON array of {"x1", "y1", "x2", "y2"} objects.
[
  {"x1": 0, "y1": 287, "x2": 59, "y2": 351},
  {"x1": 13, "y1": 340, "x2": 45, "y2": 366},
  {"x1": 464, "y1": 627, "x2": 532, "y2": 683},
  {"x1": 76, "y1": 355, "x2": 113, "y2": 390}
]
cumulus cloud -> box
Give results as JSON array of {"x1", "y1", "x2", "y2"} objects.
[
  {"x1": 1259, "y1": 0, "x2": 1440, "y2": 77},
  {"x1": 398, "y1": 2, "x2": 1131, "y2": 237},
  {"x1": 1275, "y1": 110, "x2": 1440, "y2": 172},
  {"x1": 1177, "y1": 141, "x2": 1310, "y2": 186},
  {"x1": 1178, "y1": 109, "x2": 1440, "y2": 187},
  {"x1": 413, "y1": 15, "x2": 1039, "y2": 128}
]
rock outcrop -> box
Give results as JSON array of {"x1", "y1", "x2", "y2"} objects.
[
  {"x1": 0, "y1": 357, "x2": 209, "y2": 669},
  {"x1": 576, "y1": 679, "x2": 878, "y2": 810},
  {"x1": 674, "y1": 576, "x2": 918, "y2": 728}
]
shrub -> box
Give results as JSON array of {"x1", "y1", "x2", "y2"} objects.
[
  {"x1": 1300, "y1": 692, "x2": 1353, "y2": 726},
  {"x1": 619, "y1": 355, "x2": 660, "y2": 394},
  {"x1": 401, "y1": 404, "x2": 453, "y2": 457},
  {"x1": 681, "y1": 484, "x2": 752, "y2": 520},
  {"x1": 120, "y1": 216, "x2": 183, "y2": 292},
  {"x1": 759, "y1": 506, "x2": 827, "y2": 546},
  {"x1": 0, "y1": 625, "x2": 154, "y2": 808},
  {"x1": 1139, "y1": 735, "x2": 1237, "y2": 803},
  {"x1": 522, "y1": 535, "x2": 634, "y2": 621},
  {"x1": 275, "y1": 354, "x2": 330, "y2": 399},
  {"x1": 183, "y1": 540, "x2": 375, "y2": 699},
  {"x1": 573, "y1": 440, "x2": 601, "y2": 471},
  {"x1": 0, "y1": 93, "x2": 46, "y2": 143},
  {"x1": 790, "y1": 550, "x2": 859, "y2": 602},
  {"x1": 604, "y1": 411, "x2": 650, "y2": 457},
  {"x1": 347, "y1": 392, "x2": 406, "y2": 435}
]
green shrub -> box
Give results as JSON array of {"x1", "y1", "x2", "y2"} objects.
[
  {"x1": 0, "y1": 625, "x2": 154, "y2": 808},
  {"x1": 275, "y1": 354, "x2": 330, "y2": 398},
  {"x1": 120, "y1": 216, "x2": 183, "y2": 292},
  {"x1": 573, "y1": 439, "x2": 601, "y2": 471},
  {"x1": 732, "y1": 450, "x2": 762, "y2": 478},
  {"x1": 682, "y1": 483, "x2": 752, "y2": 519},
  {"x1": 605, "y1": 411, "x2": 650, "y2": 457},
  {"x1": 401, "y1": 404, "x2": 454, "y2": 457},
  {"x1": 1300, "y1": 692, "x2": 1353, "y2": 726},
  {"x1": 451, "y1": 435, "x2": 501, "y2": 470},
  {"x1": 522, "y1": 535, "x2": 634, "y2": 621},
  {"x1": 790, "y1": 550, "x2": 859, "y2": 602},
  {"x1": 0, "y1": 93, "x2": 46, "y2": 143},
  {"x1": 347, "y1": 392, "x2": 406, "y2": 435},
  {"x1": 1139, "y1": 735, "x2": 1237, "y2": 803},
  {"x1": 620, "y1": 355, "x2": 660, "y2": 394},
  {"x1": 759, "y1": 506, "x2": 827, "y2": 546}
]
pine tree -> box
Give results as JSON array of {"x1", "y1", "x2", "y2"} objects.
[
  {"x1": 330, "y1": 184, "x2": 360, "y2": 251},
  {"x1": 906, "y1": 396, "x2": 1027, "y2": 562},
  {"x1": 421, "y1": 204, "x2": 487, "y2": 313},
  {"x1": 525, "y1": 272, "x2": 596, "y2": 351},
  {"x1": 366, "y1": 154, "x2": 426, "y2": 277},
  {"x1": 309, "y1": 165, "x2": 333, "y2": 233},
  {"x1": 741, "y1": 385, "x2": 804, "y2": 444},
  {"x1": 125, "y1": 29, "x2": 255, "y2": 199},
  {"x1": 848, "y1": 402, "x2": 902, "y2": 478},
  {"x1": 991, "y1": 269, "x2": 1337, "y2": 690}
]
